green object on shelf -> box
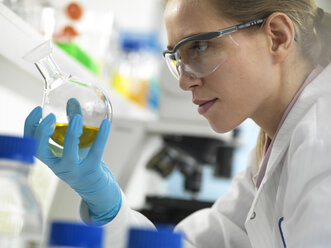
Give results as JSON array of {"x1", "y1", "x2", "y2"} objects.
[{"x1": 55, "y1": 42, "x2": 99, "y2": 75}]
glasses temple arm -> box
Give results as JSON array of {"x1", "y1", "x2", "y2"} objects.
[{"x1": 217, "y1": 18, "x2": 267, "y2": 38}]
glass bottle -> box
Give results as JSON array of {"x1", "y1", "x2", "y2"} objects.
[
  {"x1": 47, "y1": 221, "x2": 104, "y2": 248},
  {"x1": 0, "y1": 135, "x2": 42, "y2": 248},
  {"x1": 23, "y1": 40, "x2": 112, "y2": 156}
]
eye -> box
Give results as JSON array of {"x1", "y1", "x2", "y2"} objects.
[
  {"x1": 189, "y1": 41, "x2": 208, "y2": 54},
  {"x1": 187, "y1": 41, "x2": 209, "y2": 62}
]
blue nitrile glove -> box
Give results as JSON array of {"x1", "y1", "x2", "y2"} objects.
[{"x1": 24, "y1": 99, "x2": 122, "y2": 225}]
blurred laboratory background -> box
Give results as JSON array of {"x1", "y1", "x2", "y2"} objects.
[{"x1": 0, "y1": 0, "x2": 330, "y2": 229}]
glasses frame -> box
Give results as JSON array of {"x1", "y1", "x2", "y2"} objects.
[
  {"x1": 163, "y1": 17, "x2": 267, "y2": 57},
  {"x1": 162, "y1": 17, "x2": 267, "y2": 78}
]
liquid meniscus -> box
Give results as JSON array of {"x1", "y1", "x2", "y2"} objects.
[{"x1": 51, "y1": 123, "x2": 99, "y2": 149}]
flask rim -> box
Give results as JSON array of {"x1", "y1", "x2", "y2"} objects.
[{"x1": 23, "y1": 40, "x2": 53, "y2": 63}]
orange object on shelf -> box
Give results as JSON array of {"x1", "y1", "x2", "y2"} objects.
[
  {"x1": 66, "y1": 2, "x2": 83, "y2": 20},
  {"x1": 53, "y1": 25, "x2": 79, "y2": 42},
  {"x1": 62, "y1": 25, "x2": 79, "y2": 37}
]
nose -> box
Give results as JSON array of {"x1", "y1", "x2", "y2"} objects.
[{"x1": 178, "y1": 68, "x2": 202, "y2": 91}]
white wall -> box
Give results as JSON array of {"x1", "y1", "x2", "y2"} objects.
[{"x1": 316, "y1": 0, "x2": 331, "y2": 11}]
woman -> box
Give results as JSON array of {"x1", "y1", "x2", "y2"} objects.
[{"x1": 24, "y1": 0, "x2": 331, "y2": 247}]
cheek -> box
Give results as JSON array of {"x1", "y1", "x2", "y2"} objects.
[
  {"x1": 223, "y1": 39, "x2": 272, "y2": 100},
  {"x1": 203, "y1": 43, "x2": 271, "y2": 132}
]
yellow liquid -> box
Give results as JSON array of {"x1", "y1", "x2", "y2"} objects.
[{"x1": 51, "y1": 123, "x2": 99, "y2": 149}]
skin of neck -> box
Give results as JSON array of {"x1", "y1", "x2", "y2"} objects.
[{"x1": 252, "y1": 51, "x2": 313, "y2": 139}]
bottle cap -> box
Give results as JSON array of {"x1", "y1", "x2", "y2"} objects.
[
  {"x1": 127, "y1": 227, "x2": 183, "y2": 248},
  {"x1": 0, "y1": 135, "x2": 36, "y2": 164},
  {"x1": 49, "y1": 221, "x2": 104, "y2": 248},
  {"x1": 119, "y1": 31, "x2": 161, "y2": 53}
]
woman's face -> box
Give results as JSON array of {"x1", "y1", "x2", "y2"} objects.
[{"x1": 164, "y1": 0, "x2": 278, "y2": 133}]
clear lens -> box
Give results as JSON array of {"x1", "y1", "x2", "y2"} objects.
[
  {"x1": 165, "y1": 35, "x2": 239, "y2": 79},
  {"x1": 180, "y1": 39, "x2": 227, "y2": 77},
  {"x1": 165, "y1": 53, "x2": 180, "y2": 79}
]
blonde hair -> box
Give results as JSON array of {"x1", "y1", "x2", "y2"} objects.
[{"x1": 165, "y1": 0, "x2": 331, "y2": 161}]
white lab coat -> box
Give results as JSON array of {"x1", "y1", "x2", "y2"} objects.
[{"x1": 82, "y1": 63, "x2": 331, "y2": 248}]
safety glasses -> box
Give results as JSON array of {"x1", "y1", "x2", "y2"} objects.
[{"x1": 163, "y1": 17, "x2": 267, "y2": 80}]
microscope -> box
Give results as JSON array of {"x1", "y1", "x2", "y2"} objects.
[
  {"x1": 136, "y1": 131, "x2": 239, "y2": 227},
  {"x1": 147, "y1": 134, "x2": 239, "y2": 194}
]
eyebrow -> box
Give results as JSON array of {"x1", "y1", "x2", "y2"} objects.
[{"x1": 166, "y1": 31, "x2": 204, "y2": 51}]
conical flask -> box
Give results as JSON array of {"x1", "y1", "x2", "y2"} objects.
[{"x1": 23, "y1": 40, "x2": 112, "y2": 155}]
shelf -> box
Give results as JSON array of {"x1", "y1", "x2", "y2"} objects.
[{"x1": 0, "y1": 3, "x2": 156, "y2": 121}]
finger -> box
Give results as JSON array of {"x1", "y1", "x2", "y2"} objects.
[
  {"x1": 86, "y1": 119, "x2": 110, "y2": 163},
  {"x1": 66, "y1": 98, "x2": 83, "y2": 122},
  {"x1": 34, "y1": 113, "x2": 56, "y2": 162},
  {"x1": 78, "y1": 147, "x2": 90, "y2": 160},
  {"x1": 62, "y1": 114, "x2": 83, "y2": 164},
  {"x1": 24, "y1": 106, "x2": 42, "y2": 138}
]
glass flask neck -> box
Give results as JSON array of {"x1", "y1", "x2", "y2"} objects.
[{"x1": 35, "y1": 54, "x2": 64, "y2": 89}]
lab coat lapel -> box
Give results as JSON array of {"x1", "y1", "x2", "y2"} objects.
[
  {"x1": 245, "y1": 63, "x2": 331, "y2": 248},
  {"x1": 264, "y1": 63, "x2": 331, "y2": 183}
]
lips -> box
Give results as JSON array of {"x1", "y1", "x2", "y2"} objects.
[{"x1": 194, "y1": 98, "x2": 218, "y2": 115}]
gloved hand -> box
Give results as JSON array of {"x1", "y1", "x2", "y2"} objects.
[{"x1": 24, "y1": 99, "x2": 121, "y2": 225}]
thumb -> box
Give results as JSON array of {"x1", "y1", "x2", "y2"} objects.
[{"x1": 24, "y1": 106, "x2": 42, "y2": 138}]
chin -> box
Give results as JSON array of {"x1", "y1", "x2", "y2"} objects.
[{"x1": 208, "y1": 121, "x2": 235, "y2": 134}]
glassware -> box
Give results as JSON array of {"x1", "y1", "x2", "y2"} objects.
[
  {"x1": 23, "y1": 40, "x2": 112, "y2": 156},
  {"x1": 111, "y1": 31, "x2": 161, "y2": 110},
  {"x1": 0, "y1": 135, "x2": 42, "y2": 248},
  {"x1": 2, "y1": 0, "x2": 31, "y2": 21}
]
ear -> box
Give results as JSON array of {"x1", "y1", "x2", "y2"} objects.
[{"x1": 263, "y1": 12, "x2": 296, "y2": 64}]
